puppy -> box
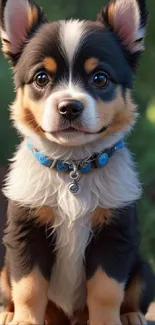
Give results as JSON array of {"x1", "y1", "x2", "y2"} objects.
[{"x1": 0, "y1": 0, "x2": 154, "y2": 324}]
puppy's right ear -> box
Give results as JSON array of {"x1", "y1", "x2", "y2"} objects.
[
  {"x1": 0, "y1": 0, "x2": 47, "y2": 64},
  {"x1": 97, "y1": 0, "x2": 148, "y2": 68}
]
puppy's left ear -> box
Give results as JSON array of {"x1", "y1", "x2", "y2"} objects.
[
  {"x1": 0, "y1": 0, "x2": 47, "y2": 64},
  {"x1": 97, "y1": 0, "x2": 148, "y2": 64}
]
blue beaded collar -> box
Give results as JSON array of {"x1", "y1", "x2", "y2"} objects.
[{"x1": 28, "y1": 140, "x2": 124, "y2": 195}]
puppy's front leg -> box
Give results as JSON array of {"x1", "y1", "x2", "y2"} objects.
[
  {"x1": 86, "y1": 205, "x2": 139, "y2": 325},
  {"x1": 3, "y1": 201, "x2": 55, "y2": 325},
  {"x1": 87, "y1": 268, "x2": 123, "y2": 325},
  {"x1": 10, "y1": 267, "x2": 48, "y2": 325}
]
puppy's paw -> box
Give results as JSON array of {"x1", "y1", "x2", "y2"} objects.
[
  {"x1": 0, "y1": 312, "x2": 13, "y2": 325},
  {"x1": 121, "y1": 312, "x2": 147, "y2": 325}
]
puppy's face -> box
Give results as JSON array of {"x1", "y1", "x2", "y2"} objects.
[{"x1": 0, "y1": 0, "x2": 148, "y2": 147}]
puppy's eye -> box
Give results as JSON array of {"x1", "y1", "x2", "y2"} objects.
[
  {"x1": 35, "y1": 72, "x2": 49, "y2": 88},
  {"x1": 92, "y1": 71, "x2": 109, "y2": 89}
]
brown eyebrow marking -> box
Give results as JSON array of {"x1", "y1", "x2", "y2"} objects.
[
  {"x1": 43, "y1": 57, "x2": 57, "y2": 73},
  {"x1": 84, "y1": 57, "x2": 100, "y2": 74}
]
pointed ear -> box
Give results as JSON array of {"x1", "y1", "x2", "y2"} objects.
[
  {"x1": 0, "y1": 0, "x2": 47, "y2": 63},
  {"x1": 97, "y1": 0, "x2": 148, "y2": 56}
]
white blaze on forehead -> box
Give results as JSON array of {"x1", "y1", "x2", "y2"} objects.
[{"x1": 60, "y1": 20, "x2": 85, "y2": 64}]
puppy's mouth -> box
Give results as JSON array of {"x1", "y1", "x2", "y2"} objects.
[{"x1": 42, "y1": 125, "x2": 110, "y2": 135}]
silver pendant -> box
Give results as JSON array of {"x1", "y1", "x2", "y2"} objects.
[
  {"x1": 68, "y1": 182, "x2": 81, "y2": 195},
  {"x1": 68, "y1": 164, "x2": 81, "y2": 195}
]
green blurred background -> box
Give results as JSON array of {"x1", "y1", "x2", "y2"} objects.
[{"x1": 0, "y1": 0, "x2": 155, "y2": 267}]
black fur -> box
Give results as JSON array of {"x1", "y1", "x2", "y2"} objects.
[
  {"x1": 85, "y1": 204, "x2": 140, "y2": 282},
  {"x1": 4, "y1": 201, "x2": 56, "y2": 282}
]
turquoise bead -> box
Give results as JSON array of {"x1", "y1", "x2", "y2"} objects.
[
  {"x1": 80, "y1": 162, "x2": 91, "y2": 173},
  {"x1": 97, "y1": 153, "x2": 109, "y2": 167},
  {"x1": 114, "y1": 140, "x2": 124, "y2": 151},
  {"x1": 37, "y1": 153, "x2": 52, "y2": 167},
  {"x1": 56, "y1": 160, "x2": 69, "y2": 171}
]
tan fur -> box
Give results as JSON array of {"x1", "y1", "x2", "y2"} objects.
[
  {"x1": 0, "y1": 311, "x2": 14, "y2": 325},
  {"x1": 22, "y1": 87, "x2": 43, "y2": 131},
  {"x1": 87, "y1": 268, "x2": 124, "y2": 325},
  {"x1": 11, "y1": 267, "x2": 48, "y2": 324},
  {"x1": 28, "y1": 5, "x2": 39, "y2": 30},
  {"x1": 107, "y1": 3, "x2": 115, "y2": 26},
  {"x1": 84, "y1": 58, "x2": 100, "y2": 74},
  {"x1": 11, "y1": 87, "x2": 44, "y2": 135},
  {"x1": 0, "y1": 31, "x2": 12, "y2": 57},
  {"x1": 0, "y1": 267, "x2": 12, "y2": 302},
  {"x1": 121, "y1": 276, "x2": 143, "y2": 314},
  {"x1": 43, "y1": 57, "x2": 57, "y2": 73},
  {"x1": 108, "y1": 89, "x2": 137, "y2": 134},
  {"x1": 92, "y1": 207, "x2": 112, "y2": 227},
  {"x1": 97, "y1": 87, "x2": 137, "y2": 137},
  {"x1": 24, "y1": 108, "x2": 39, "y2": 130},
  {"x1": 0, "y1": 267, "x2": 13, "y2": 313},
  {"x1": 34, "y1": 206, "x2": 55, "y2": 225}
]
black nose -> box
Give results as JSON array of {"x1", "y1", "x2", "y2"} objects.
[{"x1": 58, "y1": 100, "x2": 84, "y2": 121}]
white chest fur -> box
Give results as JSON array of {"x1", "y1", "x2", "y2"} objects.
[
  {"x1": 48, "y1": 215, "x2": 91, "y2": 315},
  {"x1": 3, "y1": 140, "x2": 142, "y2": 315}
]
